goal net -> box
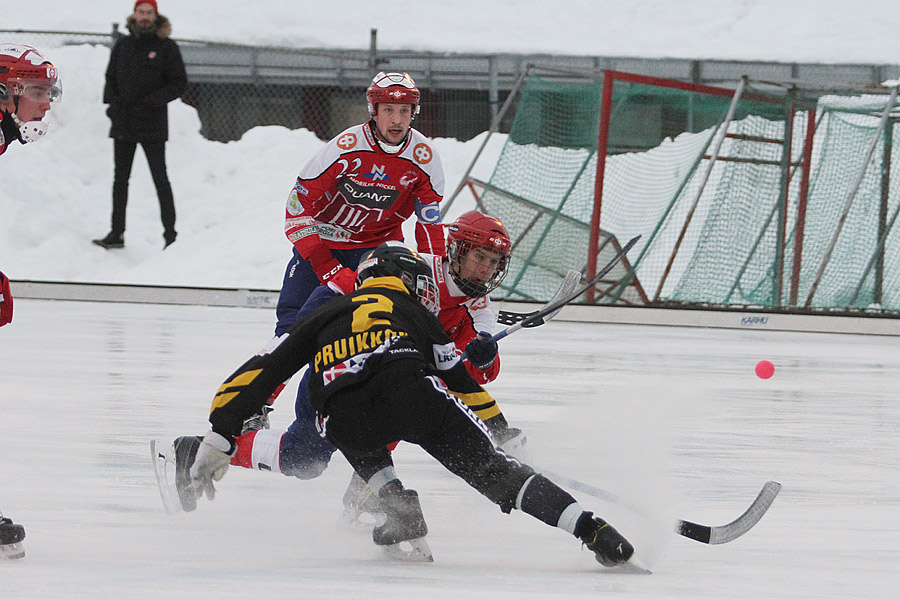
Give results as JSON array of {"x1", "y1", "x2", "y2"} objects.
[{"x1": 468, "y1": 68, "x2": 900, "y2": 313}]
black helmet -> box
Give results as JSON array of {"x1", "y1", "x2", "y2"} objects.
[{"x1": 356, "y1": 241, "x2": 439, "y2": 313}]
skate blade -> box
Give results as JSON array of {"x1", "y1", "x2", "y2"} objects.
[
  {"x1": 381, "y1": 536, "x2": 434, "y2": 562},
  {"x1": 340, "y1": 507, "x2": 384, "y2": 530},
  {"x1": 614, "y1": 555, "x2": 652, "y2": 575},
  {"x1": 0, "y1": 542, "x2": 25, "y2": 560},
  {"x1": 150, "y1": 439, "x2": 183, "y2": 515}
]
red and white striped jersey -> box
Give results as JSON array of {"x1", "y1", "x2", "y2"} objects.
[
  {"x1": 284, "y1": 121, "x2": 446, "y2": 263},
  {"x1": 424, "y1": 253, "x2": 501, "y2": 384}
]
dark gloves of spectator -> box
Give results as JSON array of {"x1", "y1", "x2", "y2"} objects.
[{"x1": 465, "y1": 331, "x2": 498, "y2": 371}]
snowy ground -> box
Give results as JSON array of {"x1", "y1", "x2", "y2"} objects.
[{"x1": 2, "y1": 298, "x2": 898, "y2": 599}]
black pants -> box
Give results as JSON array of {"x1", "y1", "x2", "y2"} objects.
[
  {"x1": 111, "y1": 139, "x2": 176, "y2": 236},
  {"x1": 323, "y1": 359, "x2": 559, "y2": 515}
]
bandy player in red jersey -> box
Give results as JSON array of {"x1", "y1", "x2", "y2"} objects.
[
  {"x1": 275, "y1": 71, "x2": 446, "y2": 338},
  {"x1": 1, "y1": 43, "x2": 62, "y2": 560}
]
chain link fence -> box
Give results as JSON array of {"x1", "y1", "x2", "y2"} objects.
[
  {"x1": 0, "y1": 28, "x2": 508, "y2": 142},
  {"x1": 4, "y1": 28, "x2": 898, "y2": 144}
]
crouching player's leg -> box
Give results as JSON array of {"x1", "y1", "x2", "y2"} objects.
[{"x1": 410, "y1": 374, "x2": 635, "y2": 567}]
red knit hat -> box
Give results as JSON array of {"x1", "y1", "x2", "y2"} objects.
[{"x1": 134, "y1": 0, "x2": 158, "y2": 12}]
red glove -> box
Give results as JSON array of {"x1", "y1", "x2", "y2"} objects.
[
  {"x1": 0, "y1": 271, "x2": 13, "y2": 327},
  {"x1": 325, "y1": 267, "x2": 357, "y2": 295},
  {"x1": 306, "y1": 246, "x2": 356, "y2": 294}
]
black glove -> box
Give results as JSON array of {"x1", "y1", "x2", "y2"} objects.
[
  {"x1": 465, "y1": 331, "x2": 498, "y2": 371},
  {"x1": 483, "y1": 413, "x2": 526, "y2": 452},
  {"x1": 483, "y1": 413, "x2": 509, "y2": 438}
]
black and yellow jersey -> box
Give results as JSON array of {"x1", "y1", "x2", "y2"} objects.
[{"x1": 208, "y1": 275, "x2": 498, "y2": 438}]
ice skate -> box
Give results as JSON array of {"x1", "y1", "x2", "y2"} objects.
[
  {"x1": 579, "y1": 514, "x2": 634, "y2": 567},
  {"x1": 0, "y1": 513, "x2": 26, "y2": 560},
  {"x1": 372, "y1": 480, "x2": 432, "y2": 562},
  {"x1": 341, "y1": 471, "x2": 384, "y2": 526},
  {"x1": 150, "y1": 436, "x2": 202, "y2": 514},
  {"x1": 241, "y1": 405, "x2": 273, "y2": 435}
]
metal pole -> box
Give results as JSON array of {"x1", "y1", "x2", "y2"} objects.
[
  {"x1": 789, "y1": 109, "x2": 818, "y2": 306},
  {"x1": 849, "y1": 114, "x2": 899, "y2": 307},
  {"x1": 654, "y1": 76, "x2": 748, "y2": 301},
  {"x1": 368, "y1": 28, "x2": 377, "y2": 73},
  {"x1": 440, "y1": 66, "x2": 531, "y2": 218},
  {"x1": 488, "y1": 56, "x2": 499, "y2": 124},
  {"x1": 804, "y1": 84, "x2": 899, "y2": 308},
  {"x1": 774, "y1": 98, "x2": 795, "y2": 306},
  {"x1": 586, "y1": 70, "x2": 615, "y2": 302}
]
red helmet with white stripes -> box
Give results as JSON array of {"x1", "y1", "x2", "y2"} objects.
[
  {"x1": 366, "y1": 71, "x2": 420, "y2": 118},
  {"x1": 0, "y1": 44, "x2": 60, "y2": 103}
]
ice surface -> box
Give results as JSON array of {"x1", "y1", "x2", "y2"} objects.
[{"x1": 3, "y1": 298, "x2": 899, "y2": 598}]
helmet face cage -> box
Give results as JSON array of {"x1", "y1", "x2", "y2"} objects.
[
  {"x1": 366, "y1": 71, "x2": 420, "y2": 118},
  {"x1": 356, "y1": 242, "x2": 439, "y2": 314},
  {"x1": 448, "y1": 239, "x2": 509, "y2": 297},
  {"x1": 0, "y1": 45, "x2": 61, "y2": 104},
  {"x1": 447, "y1": 211, "x2": 512, "y2": 298}
]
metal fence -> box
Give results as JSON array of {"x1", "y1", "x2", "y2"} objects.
[{"x1": 4, "y1": 27, "x2": 899, "y2": 143}]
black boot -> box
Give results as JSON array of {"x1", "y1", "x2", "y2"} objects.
[
  {"x1": 174, "y1": 436, "x2": 202, "y2": 512},
  {"x1": 163, "y1": 230, "x2": 177, "y2": 249},
  {"x1": 92, "y1": 232, "x2": 124, "y2": 249},
  {"x1": 0, "y1": 513, "x2": 26, "y2": 559},
  {"x1": 576, "y1": 513, "x2": 634, "y2": 567},
  {"x1": 372, "y1": 480, "x2": 428, "y2": 546}
]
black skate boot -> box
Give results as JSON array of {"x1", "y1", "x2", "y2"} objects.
[
  {"x1": 577, "y1": 513, "x2": 634, "y2": 567},
  {"x1": 342, "y1": 471, "x2": 383, "y2": 524},
  {"x1": 174, "y1": 436, "x2": 202, "y2": 512},
  {"x1": 0, "y1": 513, "x2": 26, "y2": 559},
  {"x1": 372, "y1": 480, "x2": 432, "y2": 561}
]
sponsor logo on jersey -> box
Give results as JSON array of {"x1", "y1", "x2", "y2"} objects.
[
  {"x1": 399, "y1": 171, "x2": 418, "y2": 187},
  {"x1": 432, "y1": 341, "x2": 459, "y2": 370},
  {"x1": 337, "y1": 133, "x2": 357, "y2": 150},
  {"x1": 339, "y1": 179, "x2": 400, "y2": 209},
  {"x1": 316, "y1": 224, "x2": 352, "y2": 241},
  {"x1": 432, "y1": 257, "x2": 445, "y2": 284},
  {"x1": 288, "y1": 229, "x2": 317, "y2": 243},
  {"x1": 294, "y1": 180, "x2": 310, "y2": 196},
  {"x1": 362, "y1": 164, "x2": 391, "y2": 181},
  {"x1": 323, "y1": 352, "x2": 369, "y2": 384},
  {"x1": 286, "y1": 190, "x2": 306, "y2": 215},
  {"x1": 470, "y1": 296, "x2": 489, "y2": 310},
  {"x1": 285, "y1": 216, "x2": 314, "y2": 229},
  {"x1": 412, "y1": 143, "x2": 433, "y2": 165}
]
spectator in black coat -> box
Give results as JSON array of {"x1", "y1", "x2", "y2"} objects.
[{"x1": 93, "y1": 0, "x2": 187, "y2": 250}]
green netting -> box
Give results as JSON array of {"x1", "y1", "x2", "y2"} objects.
[
  {"x1": 480, "y1": 72, "x2": 900, "y2": 312},
  {"x1": 480, "y1": 76, "x2": 613, "y2": 302}
]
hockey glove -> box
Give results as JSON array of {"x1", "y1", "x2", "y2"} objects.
[
  {"x1": 0, "y1": 271, "x2": 12, "y2": 326},
  {"x1": 325, "y1": 267, "x2": 357, "y2": 295},
  {"x1": 190, "y1": 431, "x2": 236, "y2": 501},
  {"x1": 465, "y1": 332, "x2": 498, "y2": 371}
]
